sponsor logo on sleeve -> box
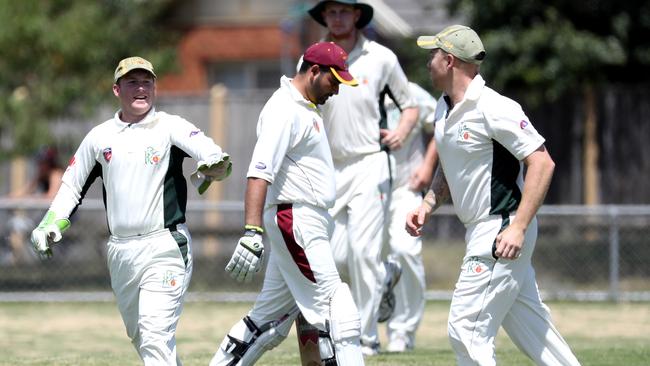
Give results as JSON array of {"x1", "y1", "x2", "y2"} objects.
[
  {"x1": 189, "y1": 130, "x2": 200, "y2": 137},
  {"x1": 312, "y1": 118, "x2": 320, "y2": 133},
  {"x1": 102, "y1": 148, "x2": 112, "y2": 163},
  {"x1": 145, "y1": 146, "x2": 161, "y2": 165},
  {"x1": 255, "y1": 162, "x2": 267, "y2": 170},
  {"x1": 520, "y1": 120, "x2": 529, "y2": 129}
]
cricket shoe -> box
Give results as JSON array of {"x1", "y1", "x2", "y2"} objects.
[
  {"x1": 377, "y1": 257, "x2": 402, "y2": 323},
  {"x1": 387, "y1": 332, "x2": 414, "y2": 353},
  {"x1": 360, "y1": 341, "x2": 380, "y2": 356}
]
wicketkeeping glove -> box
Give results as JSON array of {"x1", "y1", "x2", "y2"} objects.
[
  {"x1": 190, "y1": 154, "x2": 232, "y2": 195},
  {"x1": 225, "y1": 225, "x2": 265, "y2": 283},
  {"x1": 30, "y1": 210, "x2": 71, "y2": 259}
]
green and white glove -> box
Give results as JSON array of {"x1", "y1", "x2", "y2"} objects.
[
  {"x1": 225, "y1": 225, "x2": 265, "y2": 283},
  {"x1": 30, "y1": 210, "x2": 71, "y2": 259},
  {"x1": 190, "y1": 154, "x2": 232, "y2": 194}
]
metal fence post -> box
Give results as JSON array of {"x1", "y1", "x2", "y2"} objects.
[{"x1": 608, "y1": 206, "x2": 620, "y2": 302}]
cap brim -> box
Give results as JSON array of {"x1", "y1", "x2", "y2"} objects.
[
  {"x1": 330, "y1": 67, "x2": 358, "y2": 87},
  {"x1": 416, "y1": 36, "x2": 440, "y2": 49}
]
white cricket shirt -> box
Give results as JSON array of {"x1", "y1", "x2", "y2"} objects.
[
  {"x1": 247, "y1": 76, "x2": 336, "y2": 209},
  {"x1": 50, "y1": 108, "x2": 226, "y2": 237},
  {"x1": 386, "y1": 82, "x2": 436, "y2": 188},
  {"x1": 320, "y1": 35, "x2": 415, "y2": 161},
  {"x1": 434, "y1": 75, "x2": 545, "y2": 225}
]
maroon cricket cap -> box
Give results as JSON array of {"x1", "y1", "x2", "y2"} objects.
[{"x1": 303, "y1": 42, "x2": 358, "y2": 86}]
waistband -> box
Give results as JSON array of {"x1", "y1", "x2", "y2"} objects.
[{"x1": 110, "y1": 227, "x2": 173, "y2": 243}]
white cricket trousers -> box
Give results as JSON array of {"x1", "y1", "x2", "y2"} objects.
[
  {"x1": 448, "y1": 216, "x2": 580, "y2": 366},
  {"x1": 384, "y1": 184, "x2": 426, "y2": 342},
  {"x1": 330, "y1": 151, "x2": 391, "y2": 346},
  {"x1": 107, "y1": 224, "x2": 193, "y2": 366},
  {"x1": 249, "y1": 203, "x2": 342, "y2": 330}
]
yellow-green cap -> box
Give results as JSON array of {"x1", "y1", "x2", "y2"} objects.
[
  {"x1": 114, "y1": 56, "x2": 156, "y2": 82},
  {"x1": 417, "y1": 25, "x2": 486, "y2": 65}
]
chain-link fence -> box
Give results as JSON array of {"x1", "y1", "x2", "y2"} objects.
[{"x1": 1, "y1": 199, "x2": 648, "y2": 302}]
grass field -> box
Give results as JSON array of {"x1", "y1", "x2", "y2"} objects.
[{"x1": 1, "y1": 300, "x2": 648, "y2": 365}]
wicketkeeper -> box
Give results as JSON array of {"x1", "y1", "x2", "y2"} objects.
[{"x1": 30, "y1": 56, "x2": 232, "y2": 366}]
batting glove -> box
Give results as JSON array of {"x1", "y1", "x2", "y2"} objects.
[
  {"x1": 190, "y1": 154, "x2": 232, "y2": 195},
  {"x1": 30, "y1": 210, "x2": 71, "y2": 259},
  {"x1": 225, "y1": 225, "x2": 265, "y2": 283}
]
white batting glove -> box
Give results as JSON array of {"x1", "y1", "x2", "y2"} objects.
[
  {"x1": 190, "y1": 154, "x2": 232, "y2": 195},
  {"x1": 30, "y1": 210, "x2": 71, "y2": 259},
  {"x1": 225, "y1": 225, "x2": 265, "y2": 283}
]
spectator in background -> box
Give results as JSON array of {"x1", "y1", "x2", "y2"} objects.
[
  {"x1": 2, "y1": 146, "x2": 65, "y2": 264},
  {"x1": 306, "y1": 0, "x2": 418, "y2": 355},
  {"x1": 381, "y1": 81, "x2": 438, "y2": 352},
  {"x1": 8, "y1": 146, "x2": 64, "y2": 199}
]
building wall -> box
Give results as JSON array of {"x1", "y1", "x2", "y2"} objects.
[{"x1": 157, "y1": 25, "x2": 302, "y2": 93}]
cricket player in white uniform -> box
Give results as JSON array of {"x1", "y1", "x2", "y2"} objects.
[
  {"x1": 406, "y1": 25, "x2": 581, "y2": 365},
  {"x1": 30, "y1": 57, "x2": 232, "y2": 366},
  {"x1": 382, "y1": 82, "x2": 438, "y2": 352},
  {"x1": 211, "y1": 42, "x2": 364, "y2": 366},
  {"x1": 307, "y1": 0, "x2": 418, "y2": 354}
]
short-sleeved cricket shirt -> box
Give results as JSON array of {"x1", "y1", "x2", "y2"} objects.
[
  {"x1": 433, "y1": 75, "x2": 545, "y2": 225},
  {"x1": 246, "y1": 76, "x2": 336, "y2": 209},
  {"x1": 320, "y1": 35, "x2": 415, "y2": 161}
]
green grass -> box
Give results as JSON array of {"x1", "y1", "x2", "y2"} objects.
[{"x1": 0, "y1": 301, "x2": 648, "y2": 365}]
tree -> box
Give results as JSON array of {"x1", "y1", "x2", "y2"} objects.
[
  {"x1": 0, "y1": 0, "x2": 179, "y2": 158},
  {"x1": 391, "y1": 0, "x2": 650, "y2": 204}
]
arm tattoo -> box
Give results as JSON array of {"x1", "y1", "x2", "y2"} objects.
[{"x1": 423, "y1": 166, "x2": 450, "y2": 211}]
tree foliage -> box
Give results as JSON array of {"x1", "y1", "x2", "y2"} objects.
[
  {"x1": 391, "y1": 0, "x2": 650, "y2": 105},
  {"x1": 448, "y1": 0, "x2": 650, "y2": 104},
  {"x1": 0, "y1": 0, "x2": 178, "y2": 158}
]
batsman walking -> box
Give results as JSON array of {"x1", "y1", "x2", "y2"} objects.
[
  {"x1": 406, "y1": 25, "x2": 581, "y2": 365},
  {"x1": 30, "y1": 56, "x2": 232, "y2": 365},
  {"x1": 210, "y1": 42, "x2": 364, "y2": 366}
]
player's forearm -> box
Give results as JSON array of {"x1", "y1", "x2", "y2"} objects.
[
  {"x1": 511, "y1": 148, "x2": 555, "y2": 230},
  {"x1": 395, "y1": 107, "x2": 419, "y2": 137},
  {"x1": 422, "y1": 166, "x2": 449, "y2": 212},
  {"x1": 244, "y1": 177, "x2": 269, "y2": 228},
  {"x1": 422, "y1": 137, "x2": 438, "y2": 174}
]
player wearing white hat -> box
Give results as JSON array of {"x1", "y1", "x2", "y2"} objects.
[
  {"x1": 30, "y1": 56, "x2": 232, "y2": 366},
  {"x1": 307, "y1": 0, "x2": 418, "y2": 355},
  {"x1": 406, "y1": 25, "x2": 581, "y2": 365}
]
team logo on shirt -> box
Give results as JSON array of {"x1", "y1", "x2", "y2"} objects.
[
  {"x1": 103, "y1": 148, "x2": 112, "y2": 163},
  {"x1": 458, "y1": 122, "x2": 471, "y2": 141},
  {"x1": 145, "y1": 146, "x2": 161, "y2": 165},
  {"x1": 312, "y1": 118, "x2": 320, "y2": 133},
  {"x1": 520, "y1": 120, "x2": 529, "y2": 129},
  {"x1": 162, "y1": 270, "x2": 178, "y2": 288}
]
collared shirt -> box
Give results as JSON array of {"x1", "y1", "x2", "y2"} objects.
[
  {"x1": 433, "y1": 74, "x2": 545, "y2": 225},
  {"x1": 247, "y1": 76, "x2": 336, "y2": 209},
  {"x1": 51, "y1": 108, "x2": 226, "y2": 237},
  {"x1": 320, "y1": 34, "x2": 416, "y2": 161}
]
